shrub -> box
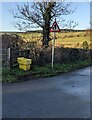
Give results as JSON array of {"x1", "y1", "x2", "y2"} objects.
[
  {"x1": 82, "y1": 41, "x2": 89, "y2": 49},
  {"x1": 29, "y1": 47, "x2": 91, "y2": 66},
  {"x1": 69, "y1": 49, "x2": 79, "y2": 62}
]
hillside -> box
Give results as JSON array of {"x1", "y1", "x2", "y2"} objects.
[{"x1": 1, "y1": 30, "x2": 91, "y2": 49}]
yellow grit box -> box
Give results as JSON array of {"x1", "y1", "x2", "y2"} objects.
[
  {"x1": 19, "y1": 64, "x2": 30, "y2": 71},
  {"x1": 17, "y1": 57, "x2": 32, "y2": 65},
  {"x1": 17, "y1": 57, "x2": 24, "y2": 63},
  {"x1": 17, "y1": 57, "x2": 32, "y2": 71}
]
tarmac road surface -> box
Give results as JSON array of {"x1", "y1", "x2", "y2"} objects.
[{"x1": 2, "y1": 66, "x2": 91, "y2": 118}]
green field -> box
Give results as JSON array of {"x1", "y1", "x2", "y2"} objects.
[
  {"x1": 50, "y1": 31, "x2": 90, "y2": 48},
  {"x1": 20, "y1": 31, "x2": 91, "y2": 49},
  {"x1": 1, "y1": 30, "x2": 92, "y2": 49}
]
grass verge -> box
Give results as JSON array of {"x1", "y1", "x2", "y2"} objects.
[{"x1": 2, "y1": 59, "x2": 92, "y2": 83}]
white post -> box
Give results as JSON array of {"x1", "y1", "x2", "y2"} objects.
[
  {"x1": 8, "y1": 47, "x2": 10, "y2": 69},
  {"x1": 8, "y1": 48, "x2": 10, "y2": 61},
  {"x1": 52, "y1": 32, "x2": 56, "y2": 69}
]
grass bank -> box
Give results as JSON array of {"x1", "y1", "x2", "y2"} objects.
[{"x1": 2, "y1": 59, "x2": 92, "y2": 83}]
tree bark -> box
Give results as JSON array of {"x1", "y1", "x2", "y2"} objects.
[
  {"x1": 42, "y1": 27, "x2": 50, "y2": 47},
  {"x1": 42, "y1": 13, "x2": 51, "y2": 47}
]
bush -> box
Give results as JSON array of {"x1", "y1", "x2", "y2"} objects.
[
  {"x1": 69, "y1": 49, "x2": 79, "y2": 62},
  {"x1": 29, "y1": 47, "x2": 91, "y2": 66},
  {"x1": 82, "y1": 41, "x2": 89, "y2": 49}
]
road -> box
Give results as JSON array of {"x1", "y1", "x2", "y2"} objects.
[{"x1": 2, "y1": 67, "x2": 91, "y2": 118}]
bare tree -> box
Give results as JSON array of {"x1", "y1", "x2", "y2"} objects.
[{"x1": 10, "y1": 1, "x2": 78, "y2": 47}]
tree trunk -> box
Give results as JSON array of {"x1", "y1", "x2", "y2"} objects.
[
  {"x1": 42, "y1": 22, "x2": 50, "y2": 47},
  {"x1": 42, "y1": 4, "x2": 52, "y2": 47}
]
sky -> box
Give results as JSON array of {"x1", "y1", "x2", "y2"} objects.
[{"x1": 0, "y1": 1, "x2": 90, "y2": 32}]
